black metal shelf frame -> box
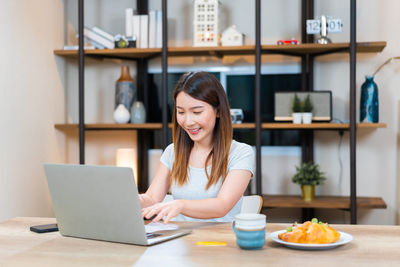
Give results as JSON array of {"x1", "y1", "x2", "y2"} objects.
[
  {"x1": 78, "y1": 0, "x2": 84, "y2": 164},
  {"x1": 76, "y1": 0, "x2": 358, "y2": 223},
  {"x1": 350, "y1": 0, "x2": 357, "y2": 224}
]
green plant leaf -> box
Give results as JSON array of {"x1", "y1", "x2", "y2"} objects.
[
  {"x1": 303, "y1": 94, "x2": 313, "y2": 112},
  {"x1": 292, "y1": 94, "x2": 302, "y2": 113},
  {"x1": 292, "y1": 161, "x2": 326, "y2": 186}
]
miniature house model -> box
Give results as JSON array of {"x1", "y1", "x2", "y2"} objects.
[
  {"x1": 221, "y1": 25, "x2": 244, "y2": 46},
  {"x1": 193, "y1": 0, "x2": 219, "y2": 47}
]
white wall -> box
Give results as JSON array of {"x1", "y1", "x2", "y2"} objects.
[
  {"x1": 313, "y1": 0, "x2": 400, "y2": 225},
  {"x1": 0, "y1": 0, "x2": 138, "y2": 222},
  {"x1": 1, "y1": 0, "x2": 398, "y2": 224},
  {"x1": 0, "y1": 0, "x2": 65, "y2": 221}
]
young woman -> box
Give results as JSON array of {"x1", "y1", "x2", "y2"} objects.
[{"x1": 140, "y1": 71, "x2": 254, "y2": 223}]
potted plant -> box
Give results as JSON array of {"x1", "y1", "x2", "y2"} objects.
[
  {"x1": 302, "y1": 94, "x2": 313, "y2": 124},
  {"x1": 292, "y1": 162, "x2": 326, "y2": 201},
  {"x1": 291, "y1": 94, "x2": 302, "y2": 124}
]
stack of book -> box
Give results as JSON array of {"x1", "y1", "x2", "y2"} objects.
[
  {"x1": 82, "y1": 26, "x2": 115, "y2": 49},
  {"x1": 126, "y1": 8, "x2": 162, "y2": 48}
]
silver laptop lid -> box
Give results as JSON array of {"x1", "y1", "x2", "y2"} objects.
[{"x1": 44, "y1": 164, "x2": 148, "y2": 245}]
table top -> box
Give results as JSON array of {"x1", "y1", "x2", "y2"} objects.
[{"x1": 1, "y1": 217, "x2": 400, "y2": 267}]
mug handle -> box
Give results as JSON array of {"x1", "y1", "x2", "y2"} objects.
[{"x1": 232, "y1": 221, "x2": 237, "y2": 234}]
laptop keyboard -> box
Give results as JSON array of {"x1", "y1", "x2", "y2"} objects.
[{"x1": 146, "y1": 233, "x2": 162, "y2": 239}]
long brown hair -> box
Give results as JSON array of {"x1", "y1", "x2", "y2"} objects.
[{"x1": 171, "y1": 72, "x2": 233, "y2": 190}]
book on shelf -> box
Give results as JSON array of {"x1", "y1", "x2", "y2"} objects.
[
  {"x1": 83, "y1": 27, "x2": 114, "y2": 49},
  {"x1": 156, "y1": 10, "x2": 162, "y2": 48},
  {"x1": 128, "y1": 9, "x2": 161, "y2": 49},
  {"x1": 139, "y1": 14, "x2": 148, "y2": 48},
  {"x1": 125, "y1": 8, "x2": 133, "y2": 37},
  {"x1": 91, "y1": 26, "x2": 114, "y2": 42},
  {"x1": 132, "y1": 14, "x2": 141, "y2": 48},
  {"x1": 74, "y1": 9, "x2": 163, "y2": 50},
  {"x1": 83, "y1": 37, "x2": 106, "y2": 49},
  {"x1": 148, "y1": 10, "x2": 156, "y2": 48}
]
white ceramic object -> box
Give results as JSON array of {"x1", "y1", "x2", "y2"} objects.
[
  {"x1": 193, "y1": 0, "x2": 219, "y2": 47},
  {"x1": 131, "y1": 101, "x2": 146, "y2": 123},
  {"x1": 302, "y1": 112, "x2": 313, "y2": 124},
  {"x1": 113, "y1": 104, "x2": 130, "y2": 123},
  {"x1": 292, "y1": 113, "x2": 302, "y2": 124},
  {"x1": 221, "y1": 25, "x2": 244, "y2": 46}
]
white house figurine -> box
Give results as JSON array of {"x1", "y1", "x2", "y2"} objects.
[
  {"x1": 221, "y1": 25, "x2": 244, "y2": 46},
  {"x1": 193, "y1": 0, "x2": 219, "y2": 47}
]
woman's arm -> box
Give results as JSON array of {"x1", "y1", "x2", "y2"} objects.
[
  {"x1": 139, "y1": 162, "x2": 171, "y2": 208},
  {"x1": 142, "y1": 169, "x2": 252, "y2": 223}
]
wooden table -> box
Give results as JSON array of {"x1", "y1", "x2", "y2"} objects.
[{"x1": 1, "y1": 217, "x2": 399, "y2": 266}]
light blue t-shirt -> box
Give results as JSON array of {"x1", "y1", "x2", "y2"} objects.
[{"x1": 160, "y1": 140, "x2": 255, "y2": 222}]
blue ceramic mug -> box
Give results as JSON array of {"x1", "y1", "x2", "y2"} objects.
[{"x1": 232, "y1": 213, "x2": 266, "y2": 250}]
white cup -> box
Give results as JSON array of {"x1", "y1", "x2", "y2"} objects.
[
  {"x1": 233, "y1": 213, "x2": 266, "y2": 250},
  {"x1": 234, "y1": 213, "x2": 266, "y2": 231}
]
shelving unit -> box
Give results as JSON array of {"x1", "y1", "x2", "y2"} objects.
[
  {"x1": 262, "y1": 195, "x2": 387, "y2": 209},
  {"x1": 57, "y1": 0, "x2": 387, "y2": 224},
  {"x1": 54, "y1": 41, "x2": 386, "y2": 59}
]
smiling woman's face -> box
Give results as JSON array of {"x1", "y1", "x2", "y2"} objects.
[{"x1": 176, "y1": 92, "x2": 218, "y2": 147}]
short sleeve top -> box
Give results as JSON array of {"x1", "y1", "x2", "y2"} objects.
[{"x1": 159, "y1": 140, "x2": 255, "y2": 222}]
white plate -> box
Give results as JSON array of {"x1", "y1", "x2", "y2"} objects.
[{"x1": 269, "y1": 230, "x2": 353, "y2": 250}]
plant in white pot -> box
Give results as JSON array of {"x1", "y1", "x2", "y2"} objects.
[
  {"x1": 302, "y1": 94, "x2": 313, "y2": 124},
  {"x1": 292, "y1": 162, "x2": 326, "y2": 201},
  {"x1": 291, "y1": 94, "x2": 302, "y2": 124}
]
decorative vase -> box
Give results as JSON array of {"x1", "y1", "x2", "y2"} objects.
[
  {"x1": 360, "y1": 75, "x2": 379, "y2": 123},
  {"x1": 301, "y1": 185, "x2": 315, "y2": 202},
  {"x1": 292, "y1": 113, "x2": 302, "y2": 124},
  {"x1": 113, "y1": 104, "x2": 130, "y2": 123},
  {"x1": 115, "y1": 66, "x2": 136, "y2": 111},
  {"x1": 131, "y1": 101, "x2": 146, "y2": 123},
  {"x1": 302, "y1": 112, "x2": 313, "y2": 124}
]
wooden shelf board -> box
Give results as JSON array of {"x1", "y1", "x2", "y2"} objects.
[
  {"x1": 233, "y1": 123, "x2": 256, "y2": 129},
  {"x1": 53, "y1": 42, "x2": 386, "y2": 59},
  {"x1": 168, "y1": 45, "x2": 255, "y2": 57},
  {"x1": 261, "y1": 41, "x2": 386, "y2": 55},
  {"x1": 55, "y1": 123, "x2": 163, "y2": 130},
  {"x1": 53, "y1": 48, "x2": 161, "y2": 59},
  {"x1": 357, "y1": 122, "x2": 387, "y2": 129},
  {"x1": 262, "y1": 122, "x2": 387, "y2": 130},
  {"x1": 262, "y1": 195, "x2": 387, "y2": 209},
  {"x1": 54, "y1": 122, "x2": 386, "y2": 131}
]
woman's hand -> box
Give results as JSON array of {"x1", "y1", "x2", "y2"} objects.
[
  {"x1": 139, "y1": 194, "x2": 156, "y2": 208},
  {"x1": 142, "y1": 200, "x2": 184, "y2": 224}
]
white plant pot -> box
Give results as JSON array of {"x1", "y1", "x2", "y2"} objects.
[
  {"x1": 302, "y1": 112, "x2": 313, "y2": 124},
  {"x1": 292, "y1": 113, "x2": 302, "y2": 124}
]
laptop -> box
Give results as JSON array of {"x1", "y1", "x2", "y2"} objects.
[{"x1": 43, "y1": 163, "x2": 191, "y2": 245}]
